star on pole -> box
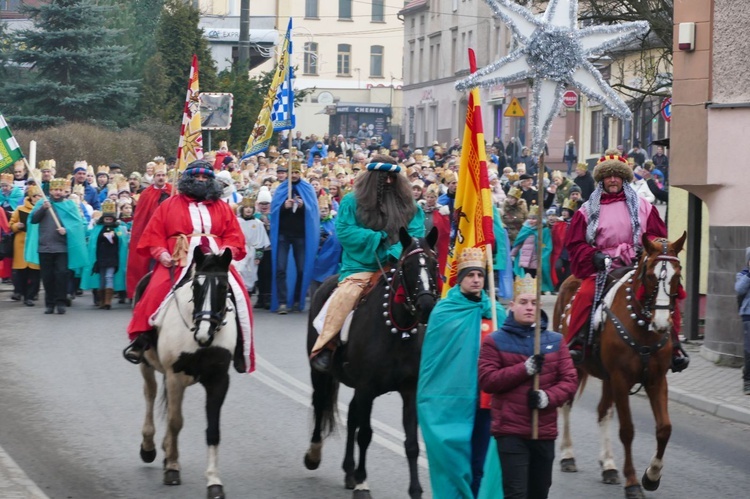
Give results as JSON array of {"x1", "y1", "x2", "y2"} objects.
[{"x1": 456, "y1": 0, "x2": 648, "y2": 154}]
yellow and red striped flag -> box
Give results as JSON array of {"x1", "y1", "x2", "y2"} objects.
[
  {"x1": 442, "y1": 48, "x2": 495, "y2": 296},
  {"x1": 176, "y1": 54, "x2": 203, "y2": 171}
]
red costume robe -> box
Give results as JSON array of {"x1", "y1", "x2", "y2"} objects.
[
  {"x1": 125, "y1": 184, "x2": 173, "y2": 297},
  {"x1": 564, "y1": 190, "x2": 666, "y2": 342},
  {"x1": 550, "y1": 220, "x2": 569, "y2": 287},
  {"x1": 126, "y1": 194, "x2": 255, "y2": 373}
]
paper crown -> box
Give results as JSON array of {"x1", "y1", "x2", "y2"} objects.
[
  {"x1": 154, "y1": 162, "x2": 168, "y2": 174},
  {"x1": 86, "y1": 164, "x2": 95, "y2": 174},
  {"x1": 562, "y1": 198, "x2": 578, "y2": 212},
  {"x1": 506, "y1": 172, "x2": 520, "y2": 182},
  {"x1": 268, "y1": 145, "x2": 279, "y2": 157},
  {"x1": 457, "y1": 247, "x2": 486, "y2": 272},
  {"x1": 317, "y1": 193, "x2": 332, "y2": 208},
  {"x1": 514, "y1": 274, "x2": 537, "y2": 298},
  {"x1": 26, "y1": 185, "x2": 42, "y2": 198},
  {"x1": 290, "y1": 159, "x2": 303, "y2": 173},
  {"x1": 49, "y1": 178, "x2": 68, "y2": 190},
  {"x1": 39, "y1": 160, "x2": 55, "y2": 170},
  {"x1": 97, "y1": 165, "x2": 110, "y2": 175},
  {"x1": 241, "y1": 196, "x2": 255, "y2": 208},
  {"x1": 0, "y1": 173, "x2": 13, "y2": 183},
  {"x1": 153, "y1": 156, "x2": 166, "y2": 164},
  {"x1": 101, "y1": 199, "x2": 117, "y2": 215},
  {"x1": 72, "y1": 184, "x2": 85, "y2": 197},
  {"x1": 528, "y1": 205, "x2": 540, "y2": 217},
  {"x1": 508, "y1": 186, "x2": 522, "y2": 199}
]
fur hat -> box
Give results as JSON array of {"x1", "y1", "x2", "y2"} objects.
[{"x1": 593, "y1": 153, "x2": 633, "y2": 183}]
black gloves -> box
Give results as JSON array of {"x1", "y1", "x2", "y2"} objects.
[{"x1": 592, "y1": 251, "x2": 610, "y2": 271}]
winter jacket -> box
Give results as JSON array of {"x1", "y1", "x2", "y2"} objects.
[
  {"x1": 735, "y1": 247, "x2": 750, "y2": 320},
  {"x1": 478, "y1": 312, "x2": 578, "y2": 440},
  {"x1": 631, "y1": 179, "x2": 655, "y2": 204},
  {"x1": 573, "y1": 171, "x2": 596, "y2": 201}
]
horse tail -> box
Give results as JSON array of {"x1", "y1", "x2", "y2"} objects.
[
  {"x1": 576, "y1": 370, "x2": 589, "y2": 400},
  {"x1": 311, "y1": 371, "x2": 339, "y2": 436}
]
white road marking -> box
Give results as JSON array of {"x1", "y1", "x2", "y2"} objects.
[
  {"x1": 253, "y1": 356, "x2": 429, "y2": 469},
  {"x1": 0, "y1": 445, "x2": 49, "y2": 498}
]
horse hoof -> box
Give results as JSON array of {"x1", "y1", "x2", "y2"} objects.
[
  {"x1": 304, "y1": 452, "x2": 320, "y2": 470},
  {"x1": 602, "y1": 469, "x2": 620, "y2": 484},
  {"x1": 207, "y1": 484, "x2": 225, "y2": 499},
  {"x1": 140, "y1": 445, "x2": 156, "y2": 463},
  {"x1": 624, "y1": 484, "x2": 646, "y2": 499},
  {"x1": 163, "y1": 469, "x2": 181, "y2": 485},
  {"x1": 408, "y1": 488, "x2": 423, "y2": 499},
  {"x1": 344, "y1": 473, "x2": 356, "y2": 490},
  {"x1": 641, "y1": 471, "x2": 661, "y2": 491},
  {"x1": 560, "y1": 458, "x2": 578, "y2": 473}
]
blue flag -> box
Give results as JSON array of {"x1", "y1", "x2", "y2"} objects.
[{"x1": 272, "y1": 18, "x2": 295, "y2": 132}]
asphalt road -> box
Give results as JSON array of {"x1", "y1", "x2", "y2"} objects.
[{"x1": 1, "y1": 293, "x2": 749, "y2": 499}]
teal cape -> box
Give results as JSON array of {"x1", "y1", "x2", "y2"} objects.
[
  {"x1": 493, "y1": 205, "x2": 514, "y2": 300},
  {"x1": 24, "y1": 198, "x2": 89, "y2": 270},
  {"x1": 80, "y1": 222, "x2": 130, "y2": 291},
  {"x1": 512, "y1": 223, "x2": 553, "y2": 293},
  {"x1": 335, "y1": 193, "x2": 425, "y2": 281},
  {"x1": 417, "y1": 286, "x2": 507, "y2": 498}
]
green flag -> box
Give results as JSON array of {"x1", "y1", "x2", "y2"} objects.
[{"x1": 0, "y1": 114, "x2": 24, "y2": 173}]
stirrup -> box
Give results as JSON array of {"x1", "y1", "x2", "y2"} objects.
[
  {"x1": 671, "y1": 345, "x2": 690, "y2": 373},
  {"x1": 123, "y1": 336, "x2": 151, "y2": 365}
]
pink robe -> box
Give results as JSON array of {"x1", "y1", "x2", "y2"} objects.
[{"x1": 126, "y1": 194, "x2": 255, "y2": 373}]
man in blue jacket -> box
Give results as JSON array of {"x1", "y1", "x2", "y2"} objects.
[
  {"x1": 70, "y1": 161, "x2": 101, "y2": 210},
  {"x1": 734, "y1": 246, "x2": 750, "y2": 395}
]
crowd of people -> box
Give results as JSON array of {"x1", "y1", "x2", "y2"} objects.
[{"x1": 0, "y1": 130, "x2": 683, "y2": 497}]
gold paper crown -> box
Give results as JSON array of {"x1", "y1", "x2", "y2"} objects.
[
  {"x1": 514, "y1": 274, "x2": 537, "y2": 298},
  {"x1": 72, "y1": 184, "x2": 85, "y2": 197},
  {"x1": 0, "y1": 173, "x2": 13, "y2": 183},
  {"x1": 457, "y1": 247, "x2": 485, "y2": 272},
  {"x1": 26, "y1": 185, "x2": 42, "y2": 198},
  {"x1": 86, "y1": 165, "x2": 95, "y2": 174},
  {"x1": 290, "y1": 159, "x2": 303, "y2": 172},
  {"x1": 39, "y1": 159, "x2": 55, "y2": 170},
  {"x1": 101, "y1": 199, "x2": 117, "y2": 215},
  {"x1": 241, "y1": 196, "x2": 255, "y2": 208},
  {"x1": 506, "y1": 172, "x2": 519, "y2": 182},
  {"x1": 50, "y1": 178, "x2": 68, "y2": 190},
  {"x1": 154, "y1": 162, "x2": 168, "y2": 174},
  {"x1": 528, "y1": 205, "x2": 540, "y2": 217},
  {"x1": 153, "y1": 156, "x2": 166, "y2": 164},
  {"x1": 508, "y1": 186, "x2": 522, "y2": 199},
  {"x1": 318, "y1": 193, "x2": 332, "y2": 208},
  {"x1": 562, "y1": 198, "x2": 578, "y2": 211},
  {"x1": 97, "y1": 165, "x2": 110, "y2": 175}
]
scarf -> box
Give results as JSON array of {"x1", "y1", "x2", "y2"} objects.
[{"x1": 585, "y1": 182, "x2": 641, "y2": 249}]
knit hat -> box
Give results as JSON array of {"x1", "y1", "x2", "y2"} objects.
[
  {"x1": 457, "y1": 247, "x2": 486, "y2": 285},
  {"x1": 183, "y1": 160, "x2": 215, "y2": 179},
  {"x1": 593, "y1": 153, "x2": 633, "y2": 183},
  {"x1": 568, "y1": 185, "x2": 582, "y2": 194},
  {"x1": 256, "y1": 186, "x2": 272, "y2": 204}
]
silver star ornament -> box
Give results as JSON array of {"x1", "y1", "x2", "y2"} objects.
[{"x1": 456, "y1": 0, "x2": 648, "y2": 154}]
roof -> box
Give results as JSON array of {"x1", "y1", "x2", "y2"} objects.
[{"x1": 399, "y1": 0, "x2": 429, "y2": 16}]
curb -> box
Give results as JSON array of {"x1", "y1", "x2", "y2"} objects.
[{"x1": 666, "y1": 386, "x2": 750, "y2": 425}]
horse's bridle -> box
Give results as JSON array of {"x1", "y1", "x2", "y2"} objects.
[
  {"x1": 630, "y1": 241, "x2": 681, "y2": 324},
  {"x1": 381, "y1": 239, "x2": 438, "y2": 338},
  {"x1": 191, "y1": 270, "x2": 231, "y2": 345}
]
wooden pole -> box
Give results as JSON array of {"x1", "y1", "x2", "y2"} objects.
[
  {"x1": 25, "y1": 140, "x2": 61, "y2": 229},
  {"x1": 485, "y1": 243, "x2": 499, "y2": 331},
  {"x1": 532, "y1": 151, "x2": 546, "y2": 440}
]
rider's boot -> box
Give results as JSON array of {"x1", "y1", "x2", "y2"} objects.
[
  {"x1": 123, "y1": 331, "x2": 155, "y2": 365},
  {"x1": 671, "y1": 334, "x2": 690, "y2": 373},
  {"x1": 310, "y1": 344, "x2": 335, "y2": 373},
  {"x1": 567, "y1": 321, "x2": 590, "y2": 365}
]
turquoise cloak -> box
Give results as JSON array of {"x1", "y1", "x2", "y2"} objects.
[
  {"x1": 493, "y1": 205, "x2": 514, "y2": 300},
  {"x1": 80, "y1": 222, "x2": 130, "y2": 291},
  {"x1": 512, "y1": 222, "x2": 553, "y2": 293},
  {"x1": 24, "y1": 198, "x2": 89, "y2": 270},
  {"x1": 417, "y1": 286, "x2": 507, "y2": 498}
]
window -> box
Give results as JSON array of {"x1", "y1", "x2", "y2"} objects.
[
  {"x1": 305, "y1": 0, "x2": 318, "y2": 18},
  {"x1": 590, "y1": 110, "x2": 603, "y2": 155},
  {"x1": 339, "y1": 0, "x2": 352, "y2": 20},
  {"x1": 0, "y1": 0, "x2": 20, "y2": 11},
  {"x1": 337, "y1": 44, "x2": 351, "y2": 76},
  {"x1": 372, "y1": 0, "x2": 385, "y2": 22},
  {"x1": 303, "y1": 42, "x2": 318, "y2": 75},
  {"x1": 370, "y1": 45, "x2": 383, "y2": 77}
]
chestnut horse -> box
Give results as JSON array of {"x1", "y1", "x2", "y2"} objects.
[{"x1": 553, "y1": 232, "x2": 686, "y2": 499}]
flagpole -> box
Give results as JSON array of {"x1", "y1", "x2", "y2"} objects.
[
  {"x1": 25, "y1": 140, "x2": 61, "y2": 228},
  {"x1": 532, "y1": 151, "x2": 546, "y2": 440}
]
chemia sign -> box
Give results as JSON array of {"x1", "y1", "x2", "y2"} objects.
[{"x1": 336, "y1": 105, "x2": 391, "y2": 116}]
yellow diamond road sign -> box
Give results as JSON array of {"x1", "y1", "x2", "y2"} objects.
[{"x1": 504, "y1": 97, "x2": 525, "y2": 117}]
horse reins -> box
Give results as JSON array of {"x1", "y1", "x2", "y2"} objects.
[{"x1": 377, "y1": 240, "x2": 437, "y2": 339}]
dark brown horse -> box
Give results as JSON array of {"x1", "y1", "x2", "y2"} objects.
[
  {"x1": 304, "y1": 227, "x2": 439, "y2": 499},
  {"x1": 553, "y1": 232, "x2": 686, "y2": 499}
]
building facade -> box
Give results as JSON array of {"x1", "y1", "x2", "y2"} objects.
[
  {"x1": 232, "y1": 0, "x2": 405, "y2": 139},
  {"x1": 671, "y1": 0, "x2": 750, "y2": 364}
]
